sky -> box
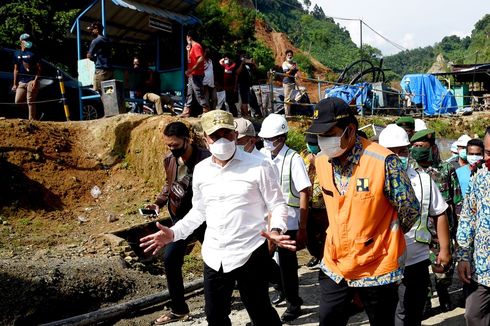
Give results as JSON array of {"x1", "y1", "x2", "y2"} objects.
[{"x1": 310, "y1": 0, "x2": 490, "y2": 55}]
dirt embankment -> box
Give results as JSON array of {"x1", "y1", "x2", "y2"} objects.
[
  {"x1": 0, "y1": 115, "x2": 204, "y2": 325},
  {"x1": 254, "y1": 19, "x2": 333, "y2": 103}
]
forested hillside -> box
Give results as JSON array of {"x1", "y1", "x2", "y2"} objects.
[
  {"x1": 384, "y1": 14, "x2": 490, "y2": 79},
  {"x1": 255, "y1": 0, "x2": 361, "y2": 71}
]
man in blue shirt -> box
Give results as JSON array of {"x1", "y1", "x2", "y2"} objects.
[
  {"x1": 456, "y1": 138, "x2": 484, "y2": 198},
  {"x1": 457, "y1": 127, "x2": 490, "y2": 326},
  {"x1": 12, "y1": 33, "x2": 41, "y2": 120},
  {"x1": 87, "y1": 21, "x2": 113, "y2": 93}
]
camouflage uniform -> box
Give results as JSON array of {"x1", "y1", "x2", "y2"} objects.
[{"x1": 416, "y1": 159, "x2": 462, "y2": 308}]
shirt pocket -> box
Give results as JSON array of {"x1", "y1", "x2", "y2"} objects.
[{"x1": 353, "y1": 234, "x2": 387, "y2": 266}]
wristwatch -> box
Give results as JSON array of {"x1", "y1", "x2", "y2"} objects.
[{"x1": 270, "y1": 227, "x2": 283, "y2": 235}]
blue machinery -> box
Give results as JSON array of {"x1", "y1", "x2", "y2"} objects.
[{"x1": 70, "y1": 0, "x2": 201, "y2": 120}]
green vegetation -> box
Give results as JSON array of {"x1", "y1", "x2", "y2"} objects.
[
  {"x1": 257, "y1": 0, "x2": 359, "y2": 71},
  {"x1": 182, "y1": 243, "x2": 204, "y2": 274},
  {"x1": 196, "y1": 0, "x2": 274, "y2": 80},
  {"x1": 384, "y1": 14, "x2": 490, "y2": 80},
  {"x1": 286, "y1": 128, "x2": 308, "y2": 153},
  {"x1": 0, "y1": 0, "x2": 90, "y2": 74}
]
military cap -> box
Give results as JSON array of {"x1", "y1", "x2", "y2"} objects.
[
  {"x1": 201, "y1": 110, "x2": 235, "y2": 135},
  {"x1": 410, "y1": 129, "x2": 436, "y2": 143},
  {"x1": 395, "y1": 116, "x2": 415, "y2": 129}
]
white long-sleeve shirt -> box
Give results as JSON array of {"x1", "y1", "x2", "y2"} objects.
[{"x1": 172, "y1": 149, "x2": 288, "y2": 272}]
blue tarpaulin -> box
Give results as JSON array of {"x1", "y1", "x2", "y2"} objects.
[
  {"x1": 324, "y1": 82, "x2": 372, "y2": 112},
  {"x1": 401, "y1": 74, "x2": 457, "y2": 116}
]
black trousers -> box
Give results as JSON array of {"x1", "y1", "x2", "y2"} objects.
[
  {"x1": 319, "y1": 271, "x2": 398, "y2": 326},
  {"x1": 277, "y1": 230, "x2": 302, "y2": 309},
  {"x1": 163, "y1": 223, "x2": 205, "y2": 315},
  {"x1": 203, "y1": 241, "x2": 281, "y2": 326},
  {"x1": 395, "y1": 259, "x2": 430, "y2": 326}
]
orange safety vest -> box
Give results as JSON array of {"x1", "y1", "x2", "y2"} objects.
[{"x1": 316, "y1": 137, "x2": 406, "y2": 280}]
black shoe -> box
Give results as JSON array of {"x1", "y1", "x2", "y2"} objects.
[
  {"x1": 422, "y1": 300, "x2": 432, "y2": 319},
  {"x1": 440, "y1": 300, "x2": 454, "y2": 312},
  {"x1": 306, "y1": 257, "x2": 320, "y2": 268},
  {"x1": 271, "y1": 292, "x2": 285, "y2": 306},
  {"x1": 281, "y1": 308, "x2": 301, "y2": 323}
]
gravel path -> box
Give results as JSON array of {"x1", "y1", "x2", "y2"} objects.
[{"x1": 115, "y1": 264, "x2": 467, "y2": 326}]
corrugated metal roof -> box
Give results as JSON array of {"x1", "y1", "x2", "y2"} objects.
[
  {"x1": 111, "y1": 0, "x2": 199, "y2": 25},
  {"x1": 71, "y1": 0, "x2": 202, "y2": 43}
]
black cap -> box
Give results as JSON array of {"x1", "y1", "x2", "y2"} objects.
[
  {"x1": 87, "y1": 21, "x2": 103, "y2": 31},
  {"x1": 306, "y1": 97, "x2": 354, "y2": 134}
]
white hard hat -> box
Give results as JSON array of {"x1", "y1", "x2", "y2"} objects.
[
  {"x1": 405, "y1": 77, "x2": 410, "y2": 82},
  {"x1": 455, "y1": 134, "x2": 471, "y2": 147},
  {"x1": 450, "y1": 142, "x2": 458, "y2": 154},
  {"x1": 258, "y1": 114, "x2": 289, "y2": 138},
  {"x1": 378, "y1": 124, "x2": 410, "y2": 148},
  {"x1": 414, "y1": 119, "x2": 427, "y2": 132}
]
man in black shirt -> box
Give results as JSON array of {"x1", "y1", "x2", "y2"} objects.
[{"x1": 87, "y1": 21, "x2": 113, "y2": 93}]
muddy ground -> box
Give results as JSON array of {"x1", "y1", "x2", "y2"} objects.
[{"x1": 0, "y1": 113, "x2": 486, "y2": 325}]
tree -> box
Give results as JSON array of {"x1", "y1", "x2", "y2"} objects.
[
  {"x1": 303, "y1": 0, "x2": 311, "y2": 11},
  {"x1": 311, "y1": 4, "x2": 325, "y2": 20},
  {"x1": 0, "y1": 0, "x2": 90, "y2": 74}
]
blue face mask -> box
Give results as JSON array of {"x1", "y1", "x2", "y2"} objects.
[
  {"x1": 399, "y1": 156, "x2": 409, "y2": 170},
  {"x1": 306, "y1": 143, "x2": 320, "y2": 155},
  {"x1": 459, "y1": 149, "x2": 467, "y2": 161}
]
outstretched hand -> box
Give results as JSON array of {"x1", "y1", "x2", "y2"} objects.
[
  {"x1": 139, "y1": 222, "x2": 174, "y2": 255},
  {"x1": 261, "y1": 230, "x2": 296, "y2": 252}
]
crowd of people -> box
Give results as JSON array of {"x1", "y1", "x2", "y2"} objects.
[
  {"x1": 137, "y1": 98, "x2": 490, "y2": 326},
  {"x1": 10, "y1": 26, "x2": 490, "y2": 326}
]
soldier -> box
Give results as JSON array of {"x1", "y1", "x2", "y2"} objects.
[{"x1": 410, "y1": 129, "x2": 462, "y2": 313}]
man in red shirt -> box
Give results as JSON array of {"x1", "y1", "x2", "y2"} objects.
[{"x1": 182, "y1": 30, "x2": 209, "y2": 117}]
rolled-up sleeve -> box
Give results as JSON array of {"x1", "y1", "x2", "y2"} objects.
[{"x1": 384, "y1": 155, "x2": 420, "y2": 233}]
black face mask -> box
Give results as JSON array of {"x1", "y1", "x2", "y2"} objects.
[{"x1": 171, "y1": 142, "x2": 187, "y2": 158}]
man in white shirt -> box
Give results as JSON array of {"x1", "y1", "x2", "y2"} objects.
[
  {"x1": 282, "y1": 50, "x2": 298, "y2": 117},
  {"x1": 379, "y1": 124, "x2": 451, "y2": 326},
  {"x1": 258, "y1": 113, "x2": 311, "y2": 322},
  {"x1": 140, "y1": 110, "x2": 294, "y2": 326}
]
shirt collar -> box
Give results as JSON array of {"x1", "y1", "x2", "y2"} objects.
[
  {"x1": 276, "y1": 144, "x2": 289, "y2": 158},
  {"x1": 210, "y1": 146, "x2": 244, "y2": 167}
]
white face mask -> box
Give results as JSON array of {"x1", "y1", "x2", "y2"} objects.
[
  {"x1": 317, "y1": 128, "x2": 348, "y2": 158},
  {"x1": 263, "y1": 139, "x2": 278, "y2": 152},
  {"x1": 209, "y1": 138, "x2": 236, "y2": 161},
  {"x1": 224, "y1": 59, "x2": 230, "y2": 65},
  {"x1": 467, "y1": 154, "x2": 483, "y2": 165}
]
